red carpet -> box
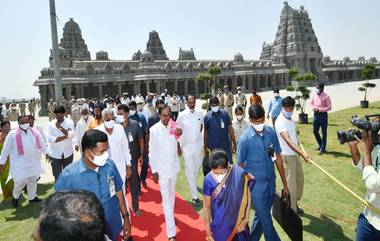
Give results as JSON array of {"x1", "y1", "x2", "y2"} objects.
[{"x1": 126, "y1": 174, "x2": 206, "y2": 241}]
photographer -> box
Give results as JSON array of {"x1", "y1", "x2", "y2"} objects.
[{"x1": 348, "y1": 129, "x2": 380, "y2": 240}]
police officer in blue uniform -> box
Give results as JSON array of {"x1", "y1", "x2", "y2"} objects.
[{"x1": 238, "y1": 105, "x2": 289, "y2": 241}]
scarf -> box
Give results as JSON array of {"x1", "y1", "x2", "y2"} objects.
[{"x1": 16, "y1": 127, "x2": 42, "y2": 155}]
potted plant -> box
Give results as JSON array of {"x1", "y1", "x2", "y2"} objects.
[
  {"x1": 286, "y1": 85, "x2": 311, "y2": 124},
  {"x1": 288, "y1": 67, "x2": 299, "y2": 86},
  {"x1": 358, "y1": 64, "x2": 377, "y2": 108}
]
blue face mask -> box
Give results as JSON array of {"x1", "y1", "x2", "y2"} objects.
[{"x1": 283, "y1": 111, "x2": 293, "y2": 119}]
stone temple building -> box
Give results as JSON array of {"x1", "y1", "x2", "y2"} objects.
[{"x1": 34, "y1": 3, "x2": 380, "y2": 116}]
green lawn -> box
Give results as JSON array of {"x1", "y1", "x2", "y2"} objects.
[{"x1": 1, "y1": 102, "x2": 380, "y2": 240}]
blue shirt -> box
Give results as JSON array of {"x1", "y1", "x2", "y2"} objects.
[
  {"x1": 204, "y1": 109, "x2": 232, "y2": 151},
  {"x1": 237, "y1": 125, "x2": 281, "y2": 196},
  {"x1": 55, "y1": 159, "x2": 123, "y2": 241},
  {"x1": 129, "y1": 112, "x2": 147, "y2": 133},
  {"x1": 268, "y1": 96, "x2": 283, "y2": 118}
]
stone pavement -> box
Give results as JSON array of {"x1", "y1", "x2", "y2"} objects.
[{"x1": 3, "y1": 79, "x2": 380, "y2": 188}]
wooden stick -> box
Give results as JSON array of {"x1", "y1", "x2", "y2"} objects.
[{"x1": 299, "y1": 142, "x2": 380, "y2": 216}]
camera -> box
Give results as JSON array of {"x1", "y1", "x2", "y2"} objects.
[{"x1": 337, "y1": 114, "x2": 380, "y2": 145}]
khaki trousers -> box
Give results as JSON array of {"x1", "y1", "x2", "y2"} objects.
[{"x1": 282, "y1": 154, "x2": 304, "y2": 211}]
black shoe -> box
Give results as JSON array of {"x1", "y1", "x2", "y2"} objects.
[
  {"x1": 12, "y1": 198, "x2": 19, "y2": 208},
  {"x1": 192, "y1": 198, "x2": 200, "y2": 207},
  {"x1": 297, "y1": 206, "x2": 304, "y2": 215},
  {"x1": 318, "y1": 150, "x2": 326, "y2": 155},
  {"x1": 315, "y1": 147, "x2": 321, "y2": 151},
  {"x1": 29, "y1": 197, "x2": 42, "y2": 203},
  {"x1": 168, "y1": 236, "x2": 176, "y2": 241}
]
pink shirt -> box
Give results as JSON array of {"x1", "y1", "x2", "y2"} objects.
[{"x1": 310, "y1": 92, "x2": 332, "y2": 112}]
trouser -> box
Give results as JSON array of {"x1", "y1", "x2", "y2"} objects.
[
  {"x1": 226, "y1": 106, "x2": 233, "y2": 119},
  {"x1": 159, "y1": 175, "x2": 177, "y2": 238},
  {"x1": 13, "y1": 175, "x2": 39, "y2": 200},
  {"x1": 271, "y1": 116, "x2": 278, "y2": 128},
  {"x1": 20, "y1": 109, "x2": 26, "y2": 116},
  {"x1": 127, "y1": 161, "x2": 141, "y2": 211},
  {"x1": 50, "y1": 154, "x2": 73, "y2": 181},
  {"x1": 313, "y1": 112, "x2": 328, "y2": 152},
  {"x1": 250, "y1": 194, "x2": 281, "y2": 241},
  {"x1": 282, "y1": 154, "x2": 304, "y2": 211},
  {"x1": 140, "y1": 153, "x2": 149, "y2": 184},
  {"x1": 183, "y1": 150, "x2": 202, "y2": 200},
  {"x1": 171, "y1": 111, "x2": 178, "y2": 121},
  {"x1": 356, "y1": 213, "x2": 380, "y2": 241}
]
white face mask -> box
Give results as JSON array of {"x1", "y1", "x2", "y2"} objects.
[
  {"x1": 274, "y1": 93, "x2": 279, "y2": 97},
  {"x1": 236, "y1": 115, "x2": 243, "y2": 121},
  {"x1": 19, "y1": 123, "x2": 30, "y2": 130},
  {"x1": 137, "y1": 104, "x2": 144, "y2": 111},
  {"x1": 115, "y1": 115, "x2": 125, "y2": 124},
  {"x1": 82, "y1": 115, "x2": 88, "y2": 120},
  {"x1": 213, "y1": 171, "x2": 227, "y2": 183},
  {"x1": 315, "y1": 89, "x2": 321, "y2": 94},
  {"x1": 252, "y1": 123, "x2": 265, "y2": 132},
  {"x1": 237, "y1": 90, "x2": 242, "y2": 94},
  {"x1": 129, "y1": 110, "x2": 136, "y2": 116},
  {"x1": 211, "y1": 106, "x2": 219, "y2": 113},
  {"x1": 89, "y1": 151, "x2": 109, "y2": 167},
  {"x1": 104, "y1": 120, "x2": 115, "y2": 129}
]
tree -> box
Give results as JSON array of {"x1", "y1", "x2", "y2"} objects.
[
  {"x1": 208, "y1": 67, "x2": 222, "y2": 94},
  {"x1": 288, "y1": 68, "x2": 299, "y2": 81},
  {"x1": 362, "y1": 64, "x2": 376, "y2": 80},
  {"x1": 358, "y1": 82, "x2": 376, "y2": 101},
  {"x1": 195, "y1": 67, "x2": 222, "y2": 94},
  {"x1": 286, "y1": 85, "x2": 311, "y2": 114},
  {"x1": 195, "y1": 72, "x2": 213, "y2": 93}
]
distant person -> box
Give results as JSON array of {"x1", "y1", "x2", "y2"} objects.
[
  {"x1": 47, "y1": 99, "x2": 55, "y2": 121},
  {"x1": 169, "y1": 95, "x2": 180, "y2": 121},
  {"x1": 47, "y1": 105, "x2": 75, "y2": 181},
  {"x1": 275, "y1": 96, "x2": 310, "y2": 213},
  {"x1": 203, "y1": 150, "x2": 254, "y2": 241},
  {"x1": 88, "y1": 104, "x2": 104, "y2": 129},
  {"x1": 70, "y1": 99, "x2": 82, "y2": 126},
  {"x1": 235, "y1": 86, "x2": 247, "y2": 115},
  {"x1": 267, "y1": 89, "x2": 283, "y2": 128},
  {"x1": 232, "y1": 106, "x2": 249, "y2": 142},
  {"x1": 204, "y1": 97, "x2": 236, "y2": 164},
  {"x1": 32, "y1": 190, "x2": 108, "y2": 241},
  {"x1": 310, "y1": 83, "x2": 331, "y2": 154},
  {"x1": 0, "y1": 120, "x2": 12, "y2": 199},
  {"x1": 7, "y1": 103, "x2": 19, "y2": 121},
  {"x1": 74, "y1": 108, "x2": 93, "y2": 153},
  {"x1": 0, "y1": 115, "x2": 48, "y2": 207},
  {"x1": 28, "y1": 100, "x2": 36, "y2": 117},
  {"x1": 19, "y1": 101, "x2": 26, "y2": 116},
  {"x1": 249, "y1": 88, "x2": 262, "y2": 106},
  {"x1": 55, "y1": 130, "x2": 131, "y2": 241},
  {"x1": 223, "y1": 85, "x2": 235, "y2": 118}
]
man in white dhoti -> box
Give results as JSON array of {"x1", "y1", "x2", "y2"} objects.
[
  {"x1": 96, "y1": 108, "x2": 132, "y2": 187},
  {"x1": 177, "y1": 95, "x2": 203, "y2": 206},
  {"x1": 74, "y1": 108, "x2": 93, "y2": 153},
  {"x1": 149, "y1": 105, "x2": 182, "y2": 240},
  {"x1": 0, "y1": 115, "x2": 48, "y2": 207}
]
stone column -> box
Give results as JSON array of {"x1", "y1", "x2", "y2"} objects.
[
  {"x1": 145, "y1": 80, "x2": 150, "y2": 94},
  {"x1": 75, "y1": 84, "x2": 81, "y2": 98},
  {"x1": 118, "y1": 82, "x2": 122, "y2": 95},
  {"x1": 80, "y1": 84, "x2": 84, "y2": 97},
  {"x1": 66, "y1": 84, "x2": 72, "y2": 99},
  {"x1": 98, "y1": 83, "x2": 103, "y2": 98},
  {"x1": 247, "y1": 75, "x2": 253, "y2": 92},
  {"x1": 194, "y1": 79, "x2": 199, "y2": 97},
  {"x1": 174, "y1": 79, "x2": 178, "y2": 93},
  {"x1": 184, "y1": 79, "x2": 189, "y2": 96},
  {"x1": 48, "y1": 84, "x2": 54, "y2": 101},
  {"x1": 39, "y1": 85, "x2": 48, "y2": 116},
  {"x1": 265, "y1": 75, "x2": 269, "y2": 89},
  {"x1": 232, "y1": 76, "x2": 237, "y2": 90}
]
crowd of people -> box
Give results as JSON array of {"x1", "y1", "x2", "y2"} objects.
[{"x1": 1, "y1": 82, "x2": 380, "y2": 241}]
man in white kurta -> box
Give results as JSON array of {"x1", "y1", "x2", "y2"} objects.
[
  {"x1": 96, "y1": 108, "x2": 132, "y2": 186},
  {"x1": 149, "y1": 106, "x2": 181, "y2": 240},
  {"x1": 74, "y1": 108, "x2": 93, "y2": 154},
  {"x1": 0, "y1": 115, "x2": 48, "y2": 207},
  {"x1": 177, "y1": 95, "x2": 203, "y2": 206}
]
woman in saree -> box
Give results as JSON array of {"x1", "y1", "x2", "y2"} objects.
[
  {"x1": 203, "y1": 149, "x2": 255, "y2": 241},
  {"x1": 0, "y1": 120, "x2": 13, "y2": 199}
]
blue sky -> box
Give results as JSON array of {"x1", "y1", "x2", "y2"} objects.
[{"x1": 0, "y1": 0, "x2": 379, "y2": 99}]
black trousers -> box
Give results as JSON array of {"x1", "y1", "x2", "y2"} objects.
[
  {"x1": 50, "y1": 155, "x2": 73, "y2": 181},
  {"x1": 126, "y1": 162, "x2": 141, "y2": 211}
]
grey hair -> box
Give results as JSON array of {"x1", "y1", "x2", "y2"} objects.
[{"x1": 101, "y1": 108, "x2": 114, "y2": 120}]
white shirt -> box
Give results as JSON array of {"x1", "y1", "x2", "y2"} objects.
[
  {"x1": 232, "y1": 118, "x2": 249, "y2": 142},
  {"x1": 47, "y1": 118, "x2": 75, "y2": 159},
  {"x1": 0, "y1": 128, "x2": 47, "y2": 180},
  {"x1": 74, "y1": 116, "x2": 93, "y2": 146},
  {"x1": 149, "y1": 121, "x2": 180, "y2": 179},
  {"x1": 177, "y1": 108, "x2": 204, "y2": 153},
  {"x1": 354, "y1": 145, "x2": 380, "y2": 230},
  {"x1": 34, "y1": 124, "x2": 47, "y2": 144},
  {"x1": 275, "y1": 113, "x2": 298, "y2": 155},
  {"x1": 96, "y1": 124, "x2": 131, "y2": 180}
]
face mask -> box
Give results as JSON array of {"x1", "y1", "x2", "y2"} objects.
[
  {"x1": 213, "y1": 171, "x2": 227, "y2": 183},
  {"x1": 252, "y1": 123, "x2": 265, "y2": 132},
  {"x1": 211, "y1": 106, "x2": 219, "y2": 113},
  {"x1": 137, "y1": 105, "x2": 144, "y2": 111},
  {"x1": 19, "y1": 123, "x2": 30, "y2": 130},
  {"x1": 116, "y1": 115, "x2": 125, "y2": 124},
  {"x1": 89, "y1": 151, "x2": 109, "y2": 167},
  {"x1": 274, "y1": 93, "x2": 279, "y2": 98},
  {"x1": 236, "y1": 115, "x2": 243, "y2": 121},
  {"x1": 129, "y1": 110, "x2": 136, "y2": 116},
  {"x1": 315, "y1": 89, "x2": 321, "y2": 94},
  {"x1": 82, "y1": 115, "x2": 88, "y2": 120},
  {"x1": 283, "y1": 111, "x2": 293, "y2": 119},
  {"x1": 237, "y1": 90, "x2": 242, "y2": 94},
  {"x1": 104, "y1": 120, "x2": 115, "y2": 129}
]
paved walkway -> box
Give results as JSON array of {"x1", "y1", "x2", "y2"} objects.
[{"x1": 4, "y1": 78, "x2": 380, "y2": 186}]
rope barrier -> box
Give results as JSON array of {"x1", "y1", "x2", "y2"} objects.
[{"x1": 299, "y1": 142, "x2": 380, "y2": 217}]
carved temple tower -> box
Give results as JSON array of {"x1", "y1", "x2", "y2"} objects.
[{"x1": 145, "y1": 30, "x2": 169, "y2": 60}]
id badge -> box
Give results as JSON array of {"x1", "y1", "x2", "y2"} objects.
[
  {"x1": 139, "y1": 122, "x2": 142, "y2": 127},
  {"x1": 221, "y1": 120, "x2": 225, "y2": 129},
  {"x1": 128, "y1": 132, "x2": 134, "y2": 142},
  {"x1": 109, "y1": 176, "x2": 116, "y2": 197}
]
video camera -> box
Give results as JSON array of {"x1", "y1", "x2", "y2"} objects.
[{"x1": 337, "y1": 114, "x2": 380, "y2": 145}]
